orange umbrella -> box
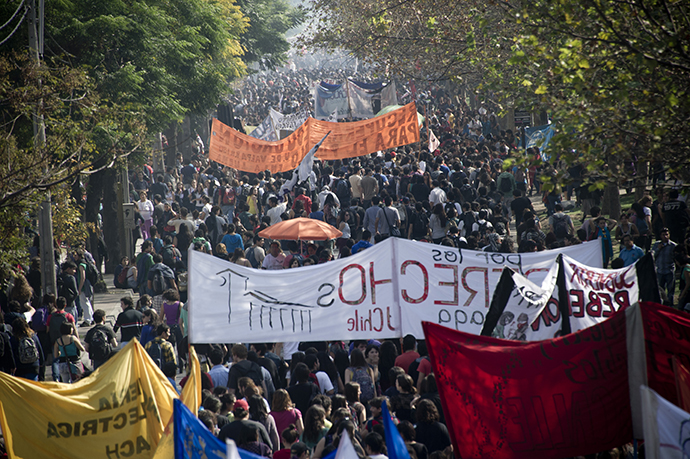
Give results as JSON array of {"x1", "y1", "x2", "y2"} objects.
[{"x1": 258, "y1": 217, "x2": 342, "y2": 241}]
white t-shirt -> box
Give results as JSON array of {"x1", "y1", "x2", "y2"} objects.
[{"x1": 315, "y1": 371, "x2": 334, "y2": 394}]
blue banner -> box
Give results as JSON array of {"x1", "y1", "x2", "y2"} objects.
[
  {"x1": 525, "y1": 124, "x2": 555, "y2": 155},
  {"x1": 382, "y1": 401, "x2": 411, "y2": 459},
  {"x1": 173, "y1": 399, "x2": 270, "y2": 459},
  {"x1": 350, "y1": 80, "x2": 384, "y2": 91},
  {"x1": 174, "y1": 399, "x2": 226, "y2": 459}
]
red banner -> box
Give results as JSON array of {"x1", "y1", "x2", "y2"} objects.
[
  {"x1": 423, "y1": 315, "x2": 632, "y2": 459},
  {"x1": 641, "y1": 301, "x2": 690, "y2": 407}
]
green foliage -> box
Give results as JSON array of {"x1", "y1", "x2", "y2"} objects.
[
  {"x1": 299, "y1": 0, "x2": 513, "y2": 81},
  {"x1": 237, "y1": 0, "x2": 305, "y2": 69},
  {"x1": 494, "y1": 0, "x2": 690, "y2": 185},
  {"x1": 45, "y1": 0, "x2": 248, "y2": 130}
]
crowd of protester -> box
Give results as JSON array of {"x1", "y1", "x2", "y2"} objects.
[{"x1": 0, "y1": 62, "x2": 687, "y2": 459}]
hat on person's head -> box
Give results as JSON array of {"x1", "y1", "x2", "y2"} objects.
[
  {"x1": 402, "y1": 197, "x2": 410, "y2": 204},
  {"x1": 233, "y1": 400, "x2": 249, "y2": 411}
]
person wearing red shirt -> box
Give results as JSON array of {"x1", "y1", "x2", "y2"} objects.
[{"x1": 394, "y1": 335, "x2": 420, "y2": 373}]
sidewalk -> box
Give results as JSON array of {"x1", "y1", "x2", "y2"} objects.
[{"x1": 46, "y1": 274, "x2": 139, "y2": 380}]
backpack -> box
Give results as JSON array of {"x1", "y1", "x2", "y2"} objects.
[
  {"x1": 500, "y1": 174, "x2": 513, "y2": 193},
  {"x1": 408, "y1": 356, "x2": 429, "y2": 386},
  {"x1": 117, "y1": 267, "x2": 129, "y2": 288},
  {"x1": 246, "y1": 247, "x2": 259, "y2": 269},
  {"x1": 460, "y1": 184, "x2": 477, "y2": 203},
  {"x1": 90, "y1": 327, "x2": 111, "y2": 360},
  {"x1": 335, "y1": 179, "x2": 351, "y2": 204},
  {"x1": 177, "y1": 271, "x2": 188, "y2": 292},
  {"x1": 161, "y1": 245, "x2": 181, "y2": 270},
  {"x1": 152, "y1": 269, "x2": 167, "y2": 295},
  {"x1": 31, "y1": 307, "x2": 50, "y2": 333},
  {"x1": 350, "y1": 366, "x2": 375, "y2": 402},
  {"x1": 412, "y1": 211, "x2": 429, "y2": 237},
  {"x1": 552, "y1": 214, "x2": 570, "y2": 239},
  {"x1": 18, "y1": 336, "x2": 39, "y2": 364},
  {"x1": 57, "y1": 273, "x2": 76, "y2": 305},
  {"x1": 48, "y1": 312, "x2": 68, "y2": 345},
  {"x1": 221, "y1": 186, "x2": 236, "y2": 206},
  {"x1": 463, "y1": 211, "x2": 477, "y2": 232},
  {"x1": 81, "y1": 258, "x2": 99, "y2": 286},
  {"x1": 633, "y1": 212, "x2": 649, "y2": 234},
  {"x1": 147, "y1": 340, "x2": 166, "y2": 369}
]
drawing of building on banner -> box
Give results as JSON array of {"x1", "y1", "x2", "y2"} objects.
[{"x1": 215, "y1": 267, "x2": 314, "y2": 333}]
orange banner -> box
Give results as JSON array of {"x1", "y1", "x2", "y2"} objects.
[{"x1": 209, "y1": 102, "x2": 420, "y2": 173}]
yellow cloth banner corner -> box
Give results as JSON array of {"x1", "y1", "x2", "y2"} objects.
[
  {"x1": 150, "y1": 344, "x2": 202, "y2": 458},
  {"x1": 0, "y1": 339, "x2": 179, "y2": 459}
]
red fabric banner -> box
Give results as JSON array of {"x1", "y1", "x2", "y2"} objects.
[
  {"x1": 640, "y1": 301, "x2": 690, "y2": 407},
  {"x1": 423, "y1": 314, "x2": 633, "y2": 459}
]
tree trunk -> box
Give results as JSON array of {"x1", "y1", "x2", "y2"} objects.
[
  {"x1": 102, "y1": 168, "x2": 122, "y2": 274},
  {"x1": 635, "y1": 160, "x2": 648, "y2": 202},
  {"x1": 84, "y1": 170, "x2": 108, "y2": 292},
  {"x1": 602, "y1": 182, "x2": 621, "y2": 221}
]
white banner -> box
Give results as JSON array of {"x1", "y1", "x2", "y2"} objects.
[
  {"x1": 269, "y1": 109, "x2": 309, "y2": 135},
  {"x1": 486, "y1": 253, "x2": 652, "y2": 341},
  {"x1": 396, "y1": 239, "x2": 602, "y2": 338},
  {"x1": 188, "y1": 238, "x2": 602, "y2": 343},
  {"x1": 640, "y1": 385, "x2": 690, "y2": 459},
  {"x1": 248, "y1": 114, "x2": 278, "y2": 141},
  {"x1": 189, "y1": 240, "x2": 400, "y2": 343},
  {"x1": 347, "y1": 81, "x2": 375, "y2": 119},
  {"x1": 489, "y1": 263, "x2": 559, "y2": 340},
  {"x1": 313, "y1": 83, "x2": 349, "y2": 120},
  {"x1": 531, "y1": 255, "x2": 639, "y2": 338}
]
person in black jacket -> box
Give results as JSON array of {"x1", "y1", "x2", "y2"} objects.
[{"x1": 58, "y1": 262, "x2": 79, "y2": 320}]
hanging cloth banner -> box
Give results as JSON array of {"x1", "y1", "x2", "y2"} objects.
[
  {"x1": 188, "y1": 238, "x2": 602, "y2": 343},
  {"x1": 347, "y1": 80, "x2": 399, "y2": 119},
  {"x1": 0, "y1": 340, "x2": 179, "y2": 459},
  {"x1": 423, "y1": 313, "x2": 633, "y2": 459},
  {"x1": 396, "y1": 239, "x2": 602, "y2": 338},
  {"x1": 314, "y1": 82, "x2": 349, "y2": 120},
  {"x1": 248, "y1": 114, "x2": 278, "y2": 141},
  {"x1": 269, "y1": 108, "x2": 309, "y2": 136},
  {"x1": 209, "y1": 102, "x2": 420, "y2": 174},
  {"x1": 482, "y1": 252, "x2": 660, "y2": 341}
]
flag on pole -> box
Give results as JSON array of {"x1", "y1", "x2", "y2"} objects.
[
  {"x1": 333, "y1": 430, "x2": 359, "y2": 459},
  {"x1": 298, "y1": 132, "x2": 330, "y2": 182},
  {"x1": 382, "y1": 401, "x2": 411, "y2": 459},
  {"x1": 428, "y1": 129, "x2": 440, "y2": 153},
  {"x1": 640, "y1": 385, "x2": 690, "y2": 459},
  {"x1": 172, "y1": 398, "x2": 268, "y2": 459}
]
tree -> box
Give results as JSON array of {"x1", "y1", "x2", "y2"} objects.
[
  {"x1": 237, "y1": 0, "x2": 305, "y2": 70},
  {"x1": 0, "y1": 53, "x2": 145, "y2": 267},
  {"x1": 44, "y1": 0, "x2": 248, "y2": 130},
  {"x1": 299, "y1": 0, "x2": 512, "y2": 82},
  {"x1": 485, "y1": 0, "x2": 690, "y2": 208}
]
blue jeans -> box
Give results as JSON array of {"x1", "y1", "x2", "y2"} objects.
[{"x1": 657, "y1": 271, "x2": 675, "y2": 305}]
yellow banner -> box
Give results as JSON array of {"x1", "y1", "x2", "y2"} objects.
[
  {"x1": 151, "y1": 345, "x2": 202, "y2": 458},
  {"x1": 0, "y1": 340, "x2": 180, "y2": 459},
  {"x1": 209, "y1": 102, "x2": 420, "y2": 173}
]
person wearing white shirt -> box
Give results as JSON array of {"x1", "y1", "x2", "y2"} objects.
[
  {"x1": 137, "y1": 191, "x2": 155, "y2": 240},
  {"x1": 428, "y1": 180, "x2": 447, "y2": 207},
  {"x1": 266, "y1": 196, "x2": 288, "y2": 226},
  {"x1": 305, "y1": 354, "x2": 335, "y2": 395}
]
